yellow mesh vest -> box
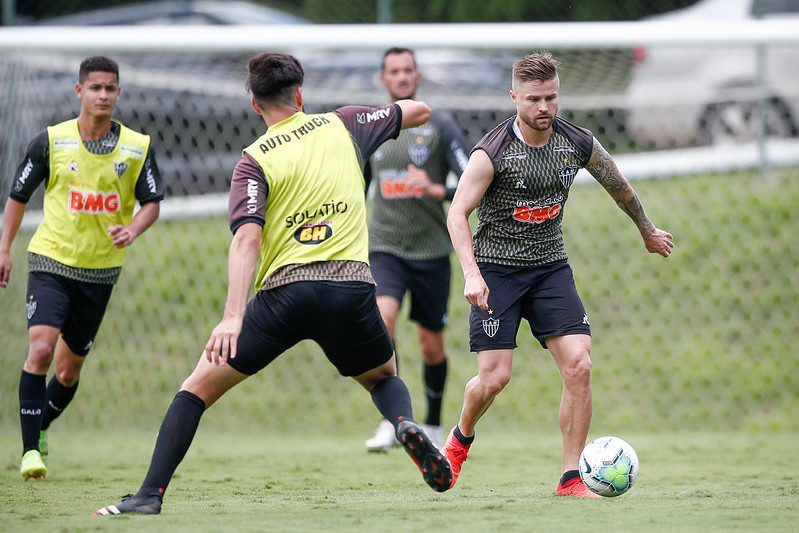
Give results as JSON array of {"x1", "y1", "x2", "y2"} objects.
[
  {"x1": 28, "y1": 119, "x2": 150, "y2": 269},
  {"x1": 242, "y1": 112, "x2": 370, "y2": 291}
]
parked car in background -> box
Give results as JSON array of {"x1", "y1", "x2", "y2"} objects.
[
  {"x1": 624, "y1": 0, "x2": 799, "y2": 149},
  {"x1": 33, "y1": 0, "x2": 309, "y2": 25}
]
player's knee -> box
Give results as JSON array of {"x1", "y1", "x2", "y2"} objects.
[
  {"x1": 418, "y1": 330, "x2": 445, "y2": 364},
  {"x1": 26, "y1": 341, "x2": 55, "y2": 370},
  {"x1": 562, "y1": 354, "x2": 592, "y2": 386},
  {"x1": 55, "y1": 366, "x2": 81, "y2": 387},
  {"x1": 420, "y1": 345, "x2": 445, "y2": 365},
  {"x1": 481, "y1": 370, "x2": 511, "y2": 396}
]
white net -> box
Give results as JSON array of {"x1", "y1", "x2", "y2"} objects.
[{"x1": 1, "y1": 21, "x2": 798, "y2": 434}]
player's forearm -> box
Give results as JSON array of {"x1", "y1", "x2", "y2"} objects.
[
  {"x1": 447, "y1": 214, "x2": 480, "y2": 279},
  {"x1": 425, "y1": 183, "x2": 447, "y2": 201},
  {"x1": 127, "y1": 201, "x2": 160, "y2": 239},
  {"x1": 0, "y1": 198, "x2": 27, "y2": 253},
  {"x1": 586, "y1": 141, "x2": 655, "y2": 236},
  {"x1": 600, "y1": 177, "x2": 655, "y2": 236},
  {"x1": 222, "y1": 223, "x2": 261, "y2": 320}
]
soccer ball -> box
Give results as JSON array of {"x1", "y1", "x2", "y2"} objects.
[{"x1": 578, "y1": 436, "x2": 639, "y2": 497}]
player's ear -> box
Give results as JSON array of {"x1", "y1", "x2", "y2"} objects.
[
  {"x1": 250, "y1": 96, "x2": 263, "y2": 115},
  {"x1": 295, "y1": 86, "x2": 303, "y2": 109}
]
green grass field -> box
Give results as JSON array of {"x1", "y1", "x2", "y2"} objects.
[
  {"x1": 1, "y1": 167, "x2": 798, "y2": 530},
  {"x1": 2, "y1": 430, "x2": 797, "y2": 532}
]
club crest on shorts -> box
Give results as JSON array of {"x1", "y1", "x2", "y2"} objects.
[
  {"x1": 482, "y1": 316, "x2": 499, "y2": 337},
  {"x1": 26, "y1": 296, "x2": 37, "y2": 320}
]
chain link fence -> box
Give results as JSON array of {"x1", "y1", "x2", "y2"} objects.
[
  {"x1": 1, "y1": 168, "x2": 796, "y2": 436},
  {"x1": 1, "y1": 0, "x2": 797, "y2": 436}
]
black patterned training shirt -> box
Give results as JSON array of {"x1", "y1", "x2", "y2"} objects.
[
  {"x1": 367, "y1": 111, "x2": 469, "y2": 260},
  {"x1": 472, "y1": 115, "x2": 593, "y2": 267}
]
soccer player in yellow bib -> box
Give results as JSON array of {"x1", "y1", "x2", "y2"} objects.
[
  {"x1": 93, "y1": 52, "x2": 451, "y2": 516},
  {"x1": 0, "y1": 56, "x2": 164, "y2": 482}
]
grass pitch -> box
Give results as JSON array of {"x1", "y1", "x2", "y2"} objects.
[
  {"x1": 2, "y1": 430, "x2": 797, "y2": 532},
  {"x1": 1, "y1": 167, "x2": 798, "y2": 531}
]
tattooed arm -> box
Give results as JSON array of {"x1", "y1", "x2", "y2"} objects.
[{"x1": 585, "y1": 137, "x2": 674, "y2": 258}]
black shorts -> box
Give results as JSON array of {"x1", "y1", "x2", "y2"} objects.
[
  {"x1": 468, "y1": 261, "x2": 590, "y2": 352},
  {"x1": 228, "y1": 281, "x2": 394, "y2": 377},
  {"x1": 369, "y1": 251, "x2": 450, "y2": 332},
  {"x1": 26, "y1": 271, "x2": 114, "y2": 356}
]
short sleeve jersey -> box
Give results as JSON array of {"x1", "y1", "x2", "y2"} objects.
[
  {"x1": 472, "y1": 115, "x2": 593, "y2": 266},
  {"x1": 230, "y1": 104, "x2": 402, "y2": 292},
  {"x1": 9, "y1": 119, "x2": 163, "y2": 272},
  {"x1": 368, "y1": 111, "x2": 470, "y2": 260}
]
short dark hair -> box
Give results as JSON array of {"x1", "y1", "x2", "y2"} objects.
[
  {"x1": 381, "y1": 47, "x2": 417, "y2": 72},
  {"x1": 246, "y1": 52, "x2": 304, "y2": 107},
  {"x1": 79, "y1": 56, "x2": 119, "y2": 84},
  {"x1": 512, "y1": 51, "x2": 560, "y2": 84}
]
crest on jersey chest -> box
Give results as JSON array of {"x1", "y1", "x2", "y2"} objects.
[
  {"x1": 558, "y1": 165, "x2": 579, "y2": 189},
  {"x1": 114, "y1": 161, "x2": 129, "y2": 179},
  {"x1": 408, "y1": 143, "x2": 430, "y2": 167}
]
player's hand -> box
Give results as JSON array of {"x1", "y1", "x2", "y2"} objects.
[
  {"x1": 464, "y1": 272, "x2": 490, "y2": 310},
  {"x1": 108, "y1": 225, "x2": 135, "y2": 248},
  {"x1": 404, "y1": 165, "x2": 439, "y2": 198},
  {"x1": 203, "y1": 316, "x2": 242, "y2": 366},
  {"x1": 0, "y1": 251, "x2": 11, "y2": 288},
  {"x1": 643, "y1": 228, "x2": 674, "y2": 258}
]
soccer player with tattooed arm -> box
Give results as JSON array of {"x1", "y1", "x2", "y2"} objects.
[{"x1": 441, "y1": 52, "x2": 674, "y2": 496}]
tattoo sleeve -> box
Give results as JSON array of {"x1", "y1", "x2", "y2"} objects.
[{"x1": 585, "y1": 138, "x2": 655, "y2": 236}]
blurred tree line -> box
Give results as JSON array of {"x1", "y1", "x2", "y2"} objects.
[{"x1": 18, "y1": 0, "x2": 698, "y2": 24}]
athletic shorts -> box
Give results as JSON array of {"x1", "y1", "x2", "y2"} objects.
[
  {"x1": 228, "y1": 280, "x2": 394, "y2": 377},
  {"x1": 468, "y1": 260, "x2": 590, "y2": 352},
  {"x1": 369, "y1": 251, "x2": 450, "y2": 332},
  {"x1": 26, "y1": 271, "x2": 114, "y2": 356}
]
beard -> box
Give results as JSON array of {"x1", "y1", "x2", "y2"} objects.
[{"x1": 521, "y1": 112, "x2": 554, "y2": 131}]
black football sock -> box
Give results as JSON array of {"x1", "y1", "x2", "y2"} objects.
[
  {"x1": 19, "y1": 370, "x2": 46, "y2": 454},
  {"x1": 423, "y1": 359, "x2": 447, "y2": 426},
  {"x1": 137, "y1": 390, "x2": 206, "y2": 499},
  {"x1": 453, "y1": 425, "x2": 474, "y2": 446},
  {"x1": 41, "y1": 377, "x2": 79, "y2": 430},
  {"x1": 370, "y1": 376, "x2": 415, "y2": 430},
  {"x1": 560, "y1": 470, "x2": 580, "y2": 485}
]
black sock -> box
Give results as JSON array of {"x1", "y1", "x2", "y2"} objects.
[
  {"x1": 19, "y1": 370, "x2": 46, "y2": 454},
  {"x1": 423, "y1": 359, "x2": 447, "y2": 426},
  {"x1": 137, "y1": 390, "x2": 206, "y2": 499},
  {"x1": 560, "y1": 470, "x2": 580, "y2": 486},
  {"x1": 41, "y1": 377, "x2": 79, "y2": 430},
  {"x1": 453, "y1": 425, "x2": 474, "y2": 446},
  {"x1": 370, "y1": 376, "x2": 415, "y2": 431}
]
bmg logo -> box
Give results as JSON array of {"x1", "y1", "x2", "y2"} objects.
[{"x1": 69, "y1": 189, "x2": 120, "y2": 213}]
